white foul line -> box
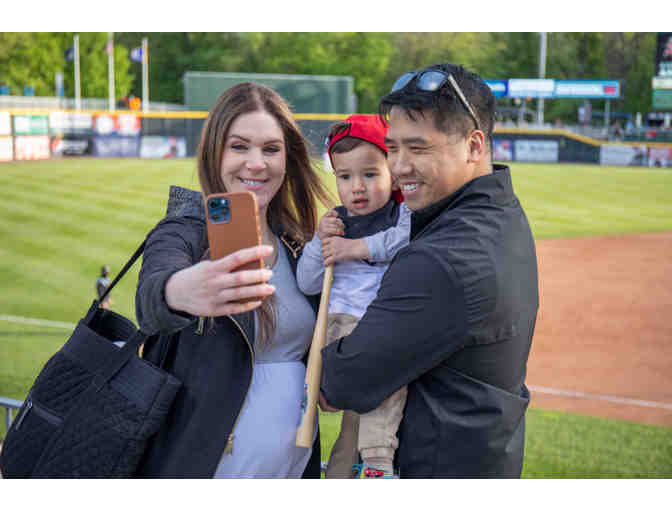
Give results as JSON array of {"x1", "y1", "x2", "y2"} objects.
[
  {"x1": 0, "y1": 314, "x2": 76, "y2": 330},
  {"x1": 2, "y1": 314, "x2": 671, "y2": 412},
  {"x1": 528, "y1": 385, "x2": 672, "y2": 411}
]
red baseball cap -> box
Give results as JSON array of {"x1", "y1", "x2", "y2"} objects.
[
  {"x1": 326, "y1": 114, "x2": 404, "y2": 203},
  {"x1": 327, "y1": 114, "x2": 388, "y2": 169}
]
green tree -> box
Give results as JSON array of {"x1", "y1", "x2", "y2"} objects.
[
  {"x1": 0, "y1": 32, "x2": 71, "y2": 96},
  {"x1": 102, "y1": 31, "x2": 659, "y2": 119},
  {"x1": 235, "y1": 32, "x2": 395, "y2": 113},
  {"x1": 543, "y1": 32, "x2": 607, "y2": 123},
  {"x1": 0, "y1": 32, "x2": 134, "y2": 101},
  {"x1": 602, "y1": 32, "x2": 656, "y2": 116},
  {"x1": 116, "y1": 32, "x2": 246, "y2": 105},
  {"x1": 62, "y1": 33, "x2": 134, "y2": 101}
]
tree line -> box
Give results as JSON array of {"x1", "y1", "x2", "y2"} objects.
[{"x1": 0, "y1": 32, "x2": 657, "y2": 123}]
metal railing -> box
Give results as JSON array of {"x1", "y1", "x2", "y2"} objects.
[
  {"x1": 0, "y1": 95, "x2": 187, "y2": 112},
  {"x1": 1, "y1": 396, "x2": 23, "y2": 433}
]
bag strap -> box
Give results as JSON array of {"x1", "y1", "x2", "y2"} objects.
[{"x1": 98, "y1": 238, "x2": 147, "y2": 303}]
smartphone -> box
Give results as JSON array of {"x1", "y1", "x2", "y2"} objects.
[{"x1": 204, "y1": 192, "x2": 264, "y2": 302}]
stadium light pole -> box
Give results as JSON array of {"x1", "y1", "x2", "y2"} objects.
[
  {"x1": 74, "y1": 35, "x2": 81, "y2": 111},
  {"x1": 142, "y1": 38, "x2": 149, "y2": 113},
  {"x1": 108, "y1": 32, "x2": 115, "y2": 112},
  {"x1": 537, "y1": 32, "x2": 547, "y2": 127}
]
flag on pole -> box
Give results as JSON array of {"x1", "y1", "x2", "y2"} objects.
[
  {"x1": 105, "y1": 38, "x2": 114, "y2": 56},
  {"x1": 65, "y1": 47, "x2": 74, "y2": 61},
  {"x1": 130, "y1": 47, "x2": 143, "y2": 63}
]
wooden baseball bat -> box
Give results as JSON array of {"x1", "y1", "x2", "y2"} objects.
[{"x1": 296, "y1": 264, "x2": 334, "y2": 448}]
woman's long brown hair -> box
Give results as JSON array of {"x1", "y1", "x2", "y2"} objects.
[{"x1": 197, "y1": 82, "x2": 334, "y2": 348}]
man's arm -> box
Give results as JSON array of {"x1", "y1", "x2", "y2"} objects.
[{"x1": 320, "y1": 245, "x2": 469, "y2": 414}]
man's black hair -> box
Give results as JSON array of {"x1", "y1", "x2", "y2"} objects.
[{"x1": 379, "y1": 63, "x2": 495, "y2": 152}]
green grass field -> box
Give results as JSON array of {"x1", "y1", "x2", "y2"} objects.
[{"x1": 1, "y1": 158, "x2": 672, "y2": 478}]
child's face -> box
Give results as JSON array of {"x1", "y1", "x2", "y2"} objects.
[{"x1": 332, "y1": 144, "x2": 393, "y2": 216}]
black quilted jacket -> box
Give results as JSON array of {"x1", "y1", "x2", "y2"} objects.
[{"x1": 134, "y1": 186, "x2": 321, "y2": 478}]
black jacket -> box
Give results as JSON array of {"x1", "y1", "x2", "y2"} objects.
[
  {"x1": 134, "y1": 186, "x2": 321, "y2": 478},
  {"x1": 321, "y1": 165, "x2": 539, "y2": 478}
]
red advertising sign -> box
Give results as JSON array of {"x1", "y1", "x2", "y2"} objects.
[
  {"x1": 14, "y1": 136, "x2": 50, "y2": 160},
  {"x1": 94, "y1": 114, "x2": 141, "y2": 136}
]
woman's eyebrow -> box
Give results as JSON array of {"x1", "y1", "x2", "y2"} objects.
[{"x1": 227, "y1": 134, "x2": 284, "y2": 144}]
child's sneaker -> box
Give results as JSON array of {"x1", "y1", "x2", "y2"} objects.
[{"x1": 351, "y1": 463, "x2": 398, "y2": 479}]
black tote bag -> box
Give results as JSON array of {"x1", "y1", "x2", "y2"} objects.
[{"x1": 0, "y1": 239, "x2": 181, "y2": 478}]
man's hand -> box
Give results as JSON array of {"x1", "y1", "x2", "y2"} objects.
[
  {"x1": 319, "y1": 391, "x2": 340, "y2": 412},
  {"x1": 317, "y1": 209, "x2": 345, "y2": 240},
  {"x1": 322, "y1": 237, "x2": 369, "y2": 266}
]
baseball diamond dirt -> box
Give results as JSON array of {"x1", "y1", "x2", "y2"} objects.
[{"x1": 528, "y1": 232, "x2": 672, "y2": 427}]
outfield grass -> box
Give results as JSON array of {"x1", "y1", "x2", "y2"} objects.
[{"x1": 1, "y1": 158, "x2": 671, "y2": 477}]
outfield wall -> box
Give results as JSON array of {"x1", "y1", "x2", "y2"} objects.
[{"x1": 1, "y1": 110, "x2": 672, "y2": 167}]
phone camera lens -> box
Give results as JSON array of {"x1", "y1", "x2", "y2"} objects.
[{"x1": 209, "y1": 200, "x2": 218, "y2": 209}]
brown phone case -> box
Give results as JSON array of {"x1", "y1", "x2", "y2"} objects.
[{"x1": 205, "y1": 192, "x2": 264, "y2": 302}]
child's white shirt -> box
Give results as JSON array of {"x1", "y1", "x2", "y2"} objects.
[{"x1": 297, "y1": 202, "x2": 412, "y2": 318}]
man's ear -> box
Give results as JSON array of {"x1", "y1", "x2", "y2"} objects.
[{"x1": 467, "y1": 130, "x2": 487, "y2": 163}]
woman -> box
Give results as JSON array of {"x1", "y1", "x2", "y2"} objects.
[{"x1": 135, "y1": 82, "x2": 334, "y2": 478}]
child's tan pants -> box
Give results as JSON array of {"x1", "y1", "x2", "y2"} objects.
[{"x1": 324, "y1": 313, "x2": 407, "y2": 478}]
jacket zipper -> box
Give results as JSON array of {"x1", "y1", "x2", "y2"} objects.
[
  {"x1": 279, "y1": 235, "x2": 300, "y2": 260},
  {"x1": 219, "y1": 236, "x2": 295, "y2": 459},
  {"x1": 14, "y1": 398, "x2": 63, "y2": 430},
  {"x1": 220, "y1": 315, "x2": 254, "y2": 459}
]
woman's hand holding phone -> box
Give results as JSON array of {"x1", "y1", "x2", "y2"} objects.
[{"x1": 164, "y1": 244, "x2": 276, "y2": 317}]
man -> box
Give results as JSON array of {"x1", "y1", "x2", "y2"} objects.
[
  {"x1": 96, "y1": 265, "x2": 112, "y2": 309},
  {"x1": 319, "y1": 63, "x2": 539, "y2": 478}
]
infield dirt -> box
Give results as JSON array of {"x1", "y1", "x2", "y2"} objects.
[{"x1": 528, "y1": 232, "x2": 672, "y2": 427}]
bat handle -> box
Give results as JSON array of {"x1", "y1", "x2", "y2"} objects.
[{"x1": 296, "y1": 265, "x2": 334, "y2": 448}]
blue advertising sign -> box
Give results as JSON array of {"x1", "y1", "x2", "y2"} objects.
[
  {"x1": 92, "y1": 136, "x2": 140, "y2": 157},
  {"x1": 553, "y1": 80, "x2": 620, "y2": 99},
  {"x1": 485, "y1": 80, "x2": 508, "y2": 98},
  {"x1": 508, "y1": 79, "x2": 555, "y2": 98}
]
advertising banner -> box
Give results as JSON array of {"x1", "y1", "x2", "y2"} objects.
[
  {"x1": 554, "y1": 80, "x2": 620, "y2": 99},
  {"x1": 648, "y1": 147, "x2": 672, "y2": 167},
  {"x1": 514, "y1": 140, "x2": 558, "y2": 162},
  {"x1": 13, "y1": 115, "x2": 49, "y2": 136},
  {"x1": 94, "y1": 114, "x2": 117, "y2": 135},
  {"x1": 652, "y1": 76, "x2": 672, "y2": 90},
  {"x1": 139, "y1": 136, "x2": 187, "y2": 158},
  {"x1": 508, "y1": 79, "x2": 555, "y2": 98},
  {"x1": 0, "y1": 112, "x2": 11, "y2": 136},
  {"x1": 485, "y1": 80, "x2": 508, "y2": 98},
  {"x1": 94, "y1": 114, "x2": 141, "y2": 136},
  {"x1": 493, "y1": 139, "x2": 513, "y2": 162},
  {"x1": 91, "y1": 136, "x2": 141, "y2": 157},
  {"x1": 60, "y1": 136, "x2": 92, "y2": 156},
  {"x1": 117, "y1": 114, "x2": 141, "y2": 136},
  {"x1": 49, "y1": 112, "x2": 93, "y2": 134},
  {"x1": 14, "y1": 136, "x2": 50, "y2": 160},
  {"x1": 653, "y1": 89, "x2": 672, "y2": 110},
  {"x1": 600, "y1": 144, "x2": 648, "y2": 166},
  {"x1": 655, "y1": 32, "x2": 672, "y2": 77},
  {"x1": 0, "y1": 136, "x2": 12, "y2": 161}
]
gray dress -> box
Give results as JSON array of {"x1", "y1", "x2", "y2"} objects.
[{"x1": 214, "y1": 241, "x2": 318, "y2": 478}]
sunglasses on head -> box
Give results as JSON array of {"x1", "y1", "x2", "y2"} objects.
[{"x1": 391, "y1": 70, "x2": 481, "y2": 131}]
